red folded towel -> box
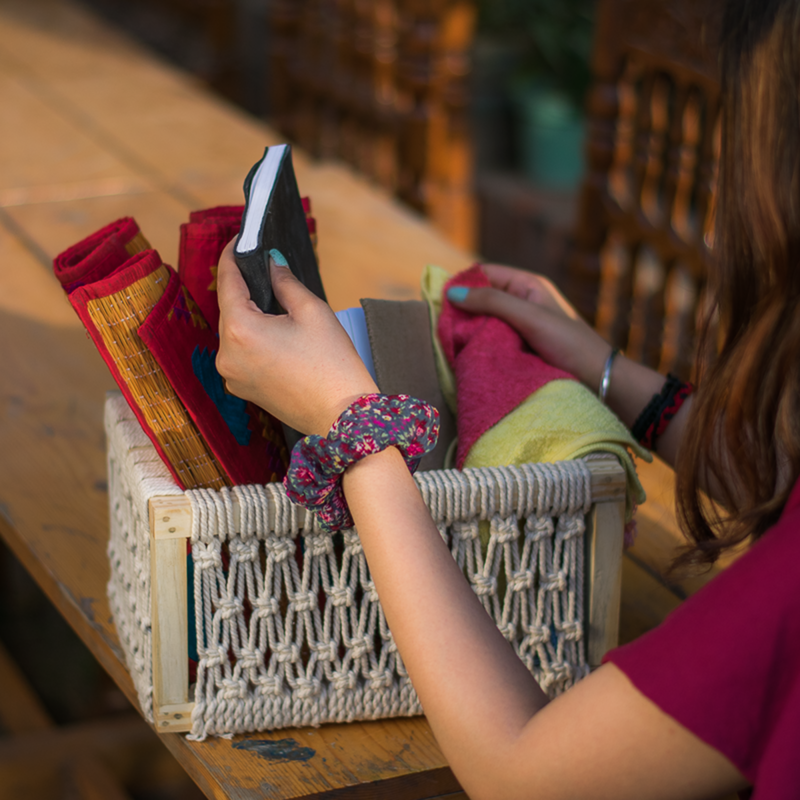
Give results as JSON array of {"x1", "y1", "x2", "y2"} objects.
[{"x1": 438, "y1": 264, "x2": 575, "y2": 469}]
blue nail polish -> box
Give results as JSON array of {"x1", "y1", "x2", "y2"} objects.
[
  {"x1": 447, "y1": 286, "x2": 469, "y2": 303},
  {"x1": 269, "y1": 248, "x2": 288, "y2": 267}
]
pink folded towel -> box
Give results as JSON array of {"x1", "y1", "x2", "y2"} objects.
[{"x1": 439, "y1": 264, "x2": 575, "y2": 468}]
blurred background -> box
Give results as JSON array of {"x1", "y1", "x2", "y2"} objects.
[{"x1": 77, "y1": 0, "x2": 596, "y2": 286}]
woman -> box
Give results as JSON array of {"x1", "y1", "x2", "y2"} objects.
[{"x1": 216, "y1": 1, "x2": 800, "y2": 796}]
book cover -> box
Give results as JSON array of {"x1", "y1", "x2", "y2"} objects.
[{"x1": 234, "y1": 144, "x2": 326, "y2": 314}]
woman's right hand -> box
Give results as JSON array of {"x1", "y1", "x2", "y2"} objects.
[
  {"x1": 215, "y1": 241, "x2": 378, "y2": 437},
  {"x1": 446, "y1": 263, "x2": 612, "y2": 393}
]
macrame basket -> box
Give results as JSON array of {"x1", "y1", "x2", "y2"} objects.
[{"x1": 105, "y1": 391, "x2": 627, "y2": 740}]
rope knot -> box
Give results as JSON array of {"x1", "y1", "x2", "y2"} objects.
[
  {"x1": 295, "y1": 677, "x2": 322, "y2": 699},
  {"x1": 254, "y1": 675, "x2": 283, "y2": 696},
  {"x1": 329, "y1": 586, "x2": 354, "y2": 608},
  {"x1": 362, "y1": 580, "x2": 380, "y2": 603},
  {"x1": 367, "y1": 669, "x2": 393, "y2": 690},
  {"x1": 471, "y1": 574, "x2": 497, "y2": 596},
  {"x1": 192, "y1": 542, "x2": 222, "y2": 571},
  {"x1": 220, "y1": 678, "x2": 247, "y2": 700},
  {"x1": 541, "y1": 571, "x2": 566, "y2": 592},
  {"x1": 229, "y1": 538, "x2": 259, "y2": 563},
  {"x1": 451, "y1": 520, "x2": 480, "y2": 541},
  {"x1": 238, "y1": 647, "x2": 263, "y2": 671},
  {"x1": 217, "y1": 597, "x2": 243, "y2": 620},
  {"x1": 508, "y1": 570, "x2": 533, "y2": 593},
  {"x1": 265, "y1": 537, "x2": 295, "y2": 563},
  {"x1": 275, "y1": 643, "x2": 300, "y2": 663},
  {"x1": 557, "y1": 620, "x2": 583, "y2": 641},
  {"x1": 305, "y1": 534, "x2": 333, "y2": 557},
  {"x1": 290, "y1": 591, "x2": 317, "y2": 614},
  {"x1": 490, "y1": 515, "x2": 518, "y2": 543},
  {"x1": 312, "y1": 639, "x2": 337, "y2": 662},
  {"x1": 348, "y1": 635, "x2": 373, "y2": 659},
  {"x1": 253, "y1": 595, "x2": 280, "y2": 618},
  {"x1": 526, "y1": 625, "x2": 551, "y2": 645},
  {"x1": 332, "y1": 671, "x2": 357, "y2": 692},
  {"x1": 525, "y1": 515, "x2": 554, "y2": 542}
]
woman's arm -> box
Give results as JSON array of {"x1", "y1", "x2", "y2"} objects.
[
  {"x1": 215, "y1": 248, "x2": 745, "y2": 799},
  {"x1": 446, "y1": 264, "x2": 692, "y2": 469},
  {"x1": 343, "y1": 448, "x2": 745, "y2": 800}
]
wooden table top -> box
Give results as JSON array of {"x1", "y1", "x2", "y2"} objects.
[{"x1": 0, "y1": 1, "x2": 727, "y2": 798}]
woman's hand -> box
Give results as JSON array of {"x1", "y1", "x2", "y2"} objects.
[
  {"x1": 447, "y1": 263, "x2": 612, "y2": 392},
  {"x1": 215, "y1": 241, "x2": 378, "y2": 436}
]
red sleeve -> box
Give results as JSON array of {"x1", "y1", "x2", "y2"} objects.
[{"x1": 603, "y1": 479, "x2": 800, "y2": 799}]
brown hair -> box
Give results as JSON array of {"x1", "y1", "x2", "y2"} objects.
[{"x1": 675, "y1": 0, "x2": 800, "y2": 568}]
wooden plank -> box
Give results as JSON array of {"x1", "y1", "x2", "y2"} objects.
[
  {"x1": 149, "y1": 521, "x2": 191, "y2": 730},
  {"x1": 150, "y1": 496, "x2": 193, "y2": 541},
  {"x1": 585, "y1": 497, "x2": 626, "y2": 667},
  {"x1": 585, "y1": 453, "x2": 628, "y2": 501}
]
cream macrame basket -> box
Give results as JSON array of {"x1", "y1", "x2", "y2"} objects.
[{"x1": 105, "y1": 391, "x2": 627, "y2": 740}]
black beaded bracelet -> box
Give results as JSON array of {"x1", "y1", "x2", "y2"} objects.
[{"x1": 631, "y1": 374, "x2": 687, "y2": 449}]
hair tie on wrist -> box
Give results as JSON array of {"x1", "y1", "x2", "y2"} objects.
[
  {"x1": 631, "y1": 374, "x2": 694, "y2": 451},
  {"x1": 284, "y1": 394, "x2": 440, "y2": 532},
  {"x1": 598, "y1": 347, "x2": 620, "y2": 403}
]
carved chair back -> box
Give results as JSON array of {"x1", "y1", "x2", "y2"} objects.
[
  {"x1": 269, "y1": 0, "x2": 475, "y2": 249},
  {"x1": 568, "y1": 0, "x2": 724, "y2": 380}
]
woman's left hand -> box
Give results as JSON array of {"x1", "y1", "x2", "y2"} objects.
[{"x1": 215, "y1": 240, "x2": 378, "y2": 436}]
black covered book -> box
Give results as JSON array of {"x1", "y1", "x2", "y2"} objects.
[{"x1": 234, "y1": 144, "x2": 326, "y2": 314}]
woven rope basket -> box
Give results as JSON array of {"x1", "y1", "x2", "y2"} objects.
[{"x1": 105, "y1": 391, "x2": 627, "y2": 739}]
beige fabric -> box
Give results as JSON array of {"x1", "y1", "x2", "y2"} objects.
[{"x1": 360, "y1": 298, "x2": 457, "y2": 471}]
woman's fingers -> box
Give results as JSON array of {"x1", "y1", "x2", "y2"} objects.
[
  {"x1": 216, "y1": 241, "x2": 378, "y2": 436},
  {"x1": 447, "y1": 285, "x2": 542, "y2": 340},
  {"x1": 479, "y1": 264, "x2": 580, "y2": 319},
  {"x1": 268, "y1": 248, "x2": 320, "y2": 315},
  {"x1": 446, "y1": 280, "x2": 610, "y2": 389}
]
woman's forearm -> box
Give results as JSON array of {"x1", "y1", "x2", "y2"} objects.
[
  {"x1": 342, "y1": 447, "x2": 549, "y2": 797},
  {"x1": 602, "y1": 352, "x2": 693, "y2": 470}
]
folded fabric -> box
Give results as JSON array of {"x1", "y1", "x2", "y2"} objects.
[
  {"x1": 437, "y1": 263, "x2": 575, "y2": 469},
  {"x1": 64, "y1": 247, "x2": 230, "y2": 490},
  {"x1": 422, "y1": 264, "x2": 649, "y2": 517},
  {"x1": 178, "y1": 205, "x2": 244, "y2": 332},
  {"x1": 54, "y1": 221, "x2": 289, "y2": 490},
  {"x1": 139, "y1": 267, "x2": 287, "y2": 485},
  {"x1": 178, "y1": 200, "x2": 319, "y2": 333},
  {"x1": 53, "y1": 216, "x2": 150, "y2": 293}
]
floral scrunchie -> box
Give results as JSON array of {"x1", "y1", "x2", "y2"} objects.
[{"x1": 284, "y1": 393, "x2": 440, "y2": 532}]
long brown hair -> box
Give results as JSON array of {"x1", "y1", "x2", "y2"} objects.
[{"x1": 675, "y1": 0, "x2": 800, "y2": 568}]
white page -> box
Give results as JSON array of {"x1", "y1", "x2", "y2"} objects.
[
  {"x1": 335, "y1": 307, "x2": 377, "y2": 383},
  {"x1": 236, "y1": 144, "x2": 288, "y2": 254}
]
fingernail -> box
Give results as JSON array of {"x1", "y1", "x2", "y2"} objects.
[
  {"x1": 446, "y1": 286, "x2": 469, "y2": 303},
  {"x1": 269, "y1": 248, "x2": 288, "y2": 267}
]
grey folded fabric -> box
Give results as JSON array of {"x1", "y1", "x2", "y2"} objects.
[{"x1": 360, "y1": 298, "x2": 457, "y2": 472}]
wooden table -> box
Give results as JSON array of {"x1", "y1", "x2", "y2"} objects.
[{"x1": 0, "y1": 1, "x2": 725, "y2": 798}]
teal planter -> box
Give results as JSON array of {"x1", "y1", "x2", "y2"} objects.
[{"x1": 516, "y1": 85, "x2": 585, "y2": 190}]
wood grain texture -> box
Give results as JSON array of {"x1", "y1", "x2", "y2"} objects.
[{"x1": 585, "y1": 498, "x2": 625, "y2": 667}]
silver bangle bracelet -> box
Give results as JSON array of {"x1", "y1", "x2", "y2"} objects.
[{"x1": 598, "y1": 347, "x2": 621, "y2": 403}]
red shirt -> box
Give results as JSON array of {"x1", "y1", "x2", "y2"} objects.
[{"x1": 604, "y1": 477, "x2": 800, "y2": 798}]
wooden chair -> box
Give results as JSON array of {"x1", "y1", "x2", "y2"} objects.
[
  {"x1": 567, "y1": 0, "x2": 724, "y2": 380},
  {"x1": 268, "y1": 0, "x2": 476, "y2": 250}
]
